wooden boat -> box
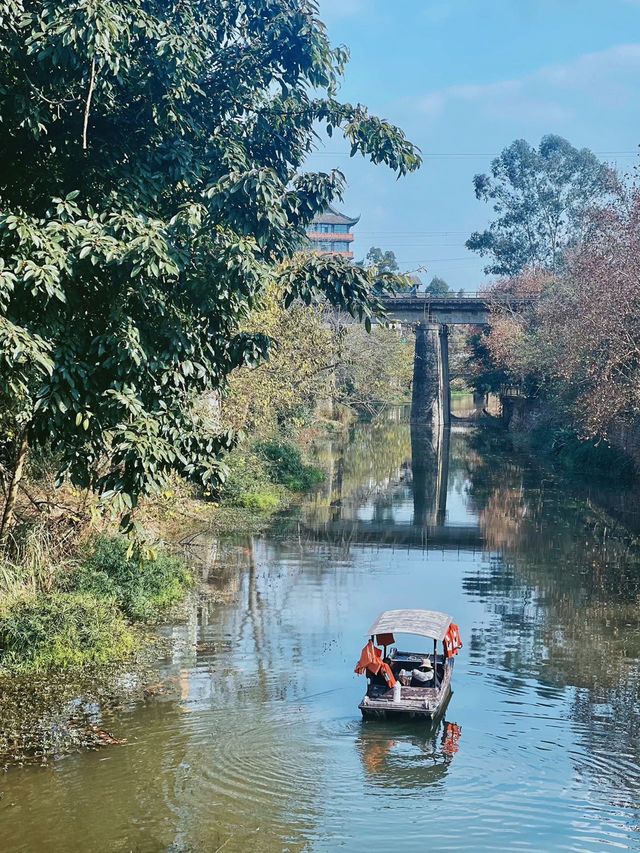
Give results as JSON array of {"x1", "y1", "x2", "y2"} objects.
[{"x1": 355, "y1": 609, "x2": 462, "y2": 720}]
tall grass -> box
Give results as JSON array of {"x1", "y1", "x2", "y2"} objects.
[
  {"x1": 0, "y1": 524, "x2": 193, "y2": 673},
  {"x1": 72, "y1": 535, "x2": 194, "y2": 621},
  {"x1": 0, "y1": 520, "x2": 76, "y2": 596},
  {"x1": 0, "y1": 592, "x2": 135, "y2": 672}
]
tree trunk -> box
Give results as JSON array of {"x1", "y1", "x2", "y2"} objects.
[{"x1": 0, "y1": 430, "x2": 29, "y2": 545}]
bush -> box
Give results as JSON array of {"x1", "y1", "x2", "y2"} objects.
[
  {"x1": 254, "y1": 439, "x2": 324, "y2": 492},
  {"x1": 237, "y1": 491, "x2": 281, "y2": 511},
  {"x1": 72, "y1": 536, "x2": 193, "y2": 622},
  {"x1": 220, "y1": 447, "x2": 282, "y2": 510},
  {"x1": 0, "y1": 592, "x2": 135, "y2": 672},
  {"x1": 550, "y1": 428, "x2": 634, "y2": 482}
]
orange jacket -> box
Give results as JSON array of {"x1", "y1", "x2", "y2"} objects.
[
  {"x1": 444, "y1": 623, "x2": 463, "y2": 658},
  {"x1": 354, "y1": 640, "x2": 382, "y2": 675},
  {"x1": 355, "y1": 642, "x2": 397, "y2": 688}
]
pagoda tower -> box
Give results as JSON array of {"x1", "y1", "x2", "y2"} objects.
[{"x1": 306, "y1": 205, "x2": 359, "y2": 259}]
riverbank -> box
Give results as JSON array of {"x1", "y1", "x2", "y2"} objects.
[
  {"x1": 0, "y1": 428, "x2": 333, "y2": 763},
  {"x1": 1, "y1": 433, "x2": 327, "y2": 655},
  {"x1": 501, "y1": 396, "x2": 637, "y2": 484}
]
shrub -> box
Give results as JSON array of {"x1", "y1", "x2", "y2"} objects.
[
  {"x1": 548, "y1": 427, "x2": 634, "y2": 482},
  {"x1": 237, "y1": 492, "x2": 281, "y2": 511},
  {"x1": 72, "y1": 536, "x2": 193, "y2": 622},
  {"x1": 254, "y1": 439, "x2": 324, "y2": 492},
  {"x1": 220, "y1": 447, "x2": 282, "y2": 510},
  {"x1": 0, "y1": 592, "x2": 135, "y2": 672}
]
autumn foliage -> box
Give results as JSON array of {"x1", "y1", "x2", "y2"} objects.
[
  {"x1": 477, "y1": 188, "x2": 640, "y2": 441},
  {"x1": 541, "y1": 191, "x2": 640, "y2": 436}
]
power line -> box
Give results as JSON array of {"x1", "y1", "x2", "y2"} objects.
[
  {"x1": 355, "y1": 231, "x2": 471, "y2": 235},
  {"x1": 390, "y1": 257, "x2": 482, "y2": 263},
  {"x1": 307, "y1": 150, "x2": 640, "y2": 158}
]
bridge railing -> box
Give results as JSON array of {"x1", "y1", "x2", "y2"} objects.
[
  {"x1": 381, "y1": 292, "x2": 534, "y2": 302},
  {"x1": 499, "y1": 384, "x2": 527, "y2": 398}
]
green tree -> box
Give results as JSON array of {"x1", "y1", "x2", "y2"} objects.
[
  {"x1": 425, "y1": 276, "x2": 450, "y2": 296},
  {"x1": 336, "y1": 324, "x2": 414, "y2": 414},
  {"x1": 0, "y1": 0, "x2": 420, "y2": 536},
  {"x1": 223, "y1": 287, "x2": 335, "y2": 435},
  {"x1": 359, "y1": 247, "x2": 415, "y2": 294},
  {"x1": 361, "y1": 247, "x2": 399, "y2": 273},
  {"x1": 466, "y1": 135, "x2": 616, "y2": 276}
]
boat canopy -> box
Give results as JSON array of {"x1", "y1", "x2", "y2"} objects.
[{"x1": 368, "y1": 609, "x2": 452, "y2": 642}]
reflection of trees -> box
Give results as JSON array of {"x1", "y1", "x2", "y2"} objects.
[
  {"x1": 459, "y1": 430, "x2": 640, "y2": 829},
  {"x1": 306, "y1": 413, "x2": 412, "y2": 525},
  {"x1": 165, "y1": 535, "x2": 327, "y2": 852},
  {"x1": 461, "y1": 435, "x2": 640, "y2": 691}
]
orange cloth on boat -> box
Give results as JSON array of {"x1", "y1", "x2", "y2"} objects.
[
  {"x1": 354, "y1": 641, "x2": 397, "y2": 688},
  {"x1": 377, "y1": 660, "x2": 397, "y2": 689},
  {"x1": 354, "y1": 640, "x2": 382, "y2": 675},
  {"x1": 444, "y1": 623, "x2": 463, "y2": 658}
]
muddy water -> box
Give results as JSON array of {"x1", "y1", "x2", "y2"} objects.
[{"x1": 2, "y1": 407, "x2": 640, "y2": 852}]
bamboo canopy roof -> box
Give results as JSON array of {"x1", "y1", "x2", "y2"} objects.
[{"x1": 368, "y1": 609, "x2": 452, "y2": 641}]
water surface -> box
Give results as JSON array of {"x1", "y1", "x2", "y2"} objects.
[{"x1": 2, "y1": 407, "x2": 640, "y2": 852}]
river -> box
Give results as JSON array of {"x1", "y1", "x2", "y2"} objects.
[{"x1": 2, "y1": 404, "x2": 640, "y2": 852}]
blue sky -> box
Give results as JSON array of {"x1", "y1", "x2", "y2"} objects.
[{"x1": 313, "y1": 0, "x2": 640, "y2": 289}]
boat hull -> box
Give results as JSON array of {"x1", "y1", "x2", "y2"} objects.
[{"x1": 359, "y1": 683, "x2": 451, "y2": 721}]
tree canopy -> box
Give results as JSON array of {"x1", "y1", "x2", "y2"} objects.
[
  {"x1": 466, "y1": 135, "x2": 616, "y2": 276},
  {"x1": 0, "y1": 0, "x2": 420, "y2": 532},
  {"x1": 473, "y1": 187, "x2": 640, "y2": 439},
  {"x1": 360, "y1": 247, "x2": 399, "y2": 274},
  {"x1": 359, "y1": 246, "x2": 418, "y2": 293},
  {"x1": 425, "y1": 275, "x2": 450, "y2": 296}
]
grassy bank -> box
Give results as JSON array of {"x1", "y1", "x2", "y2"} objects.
[
  {"x1": 0, "y1": 436, "x2": 325, "y2": 677},
  {"x1": 0, "y1": 534, "x2": 194, "y2": 675}
]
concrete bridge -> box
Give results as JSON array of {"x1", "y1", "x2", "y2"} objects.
[
  {"x1": 380, "y1": 293, "x2": 495, "y2": 325},
  {"x1": 379, "y1": 293, "x2": 531, "y2": 428}
]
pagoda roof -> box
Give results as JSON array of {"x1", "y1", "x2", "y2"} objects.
[{"x1": 311, "y1": 205, "x2": 360, "y2": 227}]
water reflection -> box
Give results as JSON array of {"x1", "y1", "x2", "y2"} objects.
[
  {"x1": 300, "y1": 414, "x2": 483, "y2": 551},
  {"x1": 411, "y1": 424, "x2": 450, "y2": 526},
  {"x1": 357, "y1": 717, "x2": 461, "y2": 788},
  {"x1": 3, "y1": 403, "x2": 640, "y2": 852}
]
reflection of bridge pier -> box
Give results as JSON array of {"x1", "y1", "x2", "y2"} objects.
[
  {"x1": 411, "y1": 424, "x2": 450, "y2": 527},
  {"x1": 295, "y1": 424, "x2": 485, "y2": 551}
]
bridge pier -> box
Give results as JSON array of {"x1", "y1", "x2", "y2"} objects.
[{"x1": 411, "y1": 323, "x2": 451, "y2": 429}]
